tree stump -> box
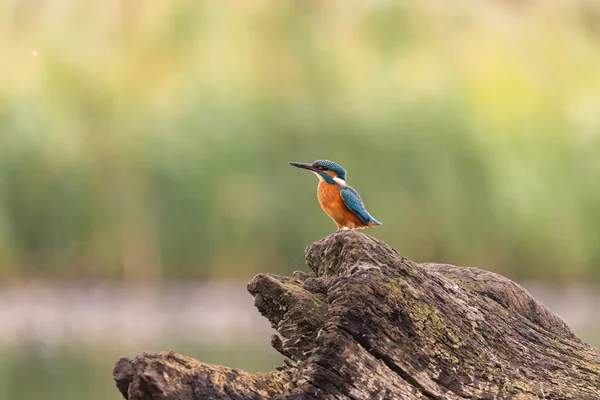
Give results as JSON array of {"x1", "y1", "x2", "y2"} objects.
[{"x1": 113, "y1": 231, "x2": 600, "y2": 399}]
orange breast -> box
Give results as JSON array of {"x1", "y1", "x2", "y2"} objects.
[{"x1": 317, "y1": 181, "x2": 366, "y2": 229}]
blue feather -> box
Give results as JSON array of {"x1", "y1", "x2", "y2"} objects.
[{"x1": 339, "y1": 186, "x2": 382, "y2": 226}]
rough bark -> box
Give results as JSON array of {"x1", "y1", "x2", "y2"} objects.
[{"x1": 114, "y1": 230, "x2": 600, "y2": 399}]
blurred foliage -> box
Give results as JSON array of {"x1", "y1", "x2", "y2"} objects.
[{"x1": 1, "y1": 0, "x2": 600, "y2": 283}]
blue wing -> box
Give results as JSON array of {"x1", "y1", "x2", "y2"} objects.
[{"x1": 339, "y1": 186, "x2": 382, "y2": 226}]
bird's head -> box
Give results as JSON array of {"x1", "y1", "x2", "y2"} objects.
[{"x1": 288, "y1": 159, "x2": 347, "y2": 185}]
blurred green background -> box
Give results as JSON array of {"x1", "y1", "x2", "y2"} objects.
[{"x1": 1, "y1": 0, "x2": 600, "y2": 399}]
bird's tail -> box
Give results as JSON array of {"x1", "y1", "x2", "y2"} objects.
[{"x1": 368, "y1": 217, "x2": 383, "y2": 227}]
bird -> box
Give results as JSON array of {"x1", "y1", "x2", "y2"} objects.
[{"x1": 289, "y1": 159, "x2": 382, "y2": 230}]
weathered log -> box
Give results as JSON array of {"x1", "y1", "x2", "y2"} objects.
[{"x1": 113, "y1": 230, "x2": 600, "y2": 399}]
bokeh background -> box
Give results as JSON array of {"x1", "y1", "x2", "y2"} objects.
[{"x1": 1, "y1": 0, "x2": 600, "y2": 399}]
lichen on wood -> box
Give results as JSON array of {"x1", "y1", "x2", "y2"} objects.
[{"x1": 114, "y1": 230, "x2": 600, "y2": 399}]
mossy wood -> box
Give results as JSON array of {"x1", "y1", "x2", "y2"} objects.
[{"x1": 113, "y1": 231, "x2": 600, "y2": 399}]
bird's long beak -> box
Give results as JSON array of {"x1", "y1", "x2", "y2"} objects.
[{"x1": 288, "y1": 161, "x2": 318, "y2": 172}]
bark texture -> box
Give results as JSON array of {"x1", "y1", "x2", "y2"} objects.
[{"x1": 114, "y1": 230, "x2": 600, "y2": 399}]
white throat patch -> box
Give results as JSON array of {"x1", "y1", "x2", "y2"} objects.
[{"x1": 333, "y1": 177, "x2": 347, "y2": 186}]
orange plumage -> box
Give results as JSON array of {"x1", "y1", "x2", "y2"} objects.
[{"x1": 317, "y1": 172, "x2": 368, "y2": 230}]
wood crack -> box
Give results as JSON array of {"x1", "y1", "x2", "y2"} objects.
[{"x1": 341, "y1": 325, "x2": 441, "y2": 400}]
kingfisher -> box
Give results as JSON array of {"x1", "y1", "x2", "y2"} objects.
[{"x1": 289, "y1": 159, "x2": 383, "y2": 230}]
